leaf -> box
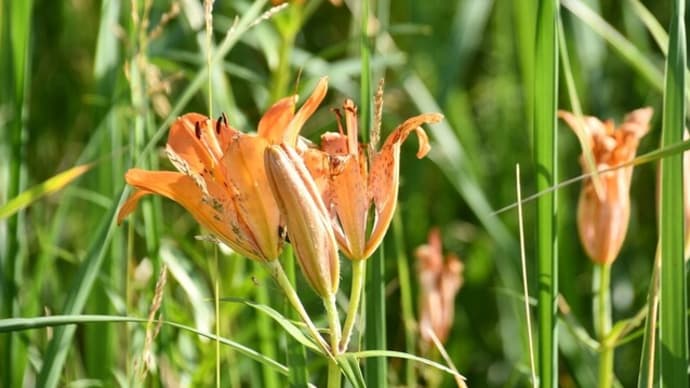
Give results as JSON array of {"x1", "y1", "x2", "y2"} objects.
[
  {"x1": 220, "y1": 297, "x2": 321, "y2": 353},
  {"x1": 0, "y1": 164, "x2": 92, "y2": 220}
]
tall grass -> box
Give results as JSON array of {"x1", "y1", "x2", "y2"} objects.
[
  {"x1": 534, "y1": 1, "x2": 559, "y2": 386},
  {"x1": 658, "y1": 0, "x2": 687, "y2": 386},
  {"x1": 1, "y1": 1, "x2": 689, "y2": 387}
]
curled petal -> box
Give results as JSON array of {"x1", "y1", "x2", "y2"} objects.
[
  {"x1": 283, "y1": 77, "x2": 329, "y2": 146},
  {"x1": 117, "y1": 189, "x2": 151, "y2": 225},
  {"x1": 120, "y1": 169, "x2": 262, "y2": 260},
  {"x1": 620, "y1": 107, "x2": 653, "y2": 139},
  {"x1": 366, "y1": 113, "x2": 443, "y2": 258}
]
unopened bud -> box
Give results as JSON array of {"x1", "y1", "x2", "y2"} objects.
[{"x1": 264, "y1": 144, "x2": 340, "y2": 297}]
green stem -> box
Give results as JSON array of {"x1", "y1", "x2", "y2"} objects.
[
  {"x1": 339, "y1": 259, "x2": 366, "y2": 352},
  {"x1": 264, "y1": 259, "x2": 332, "y2": 357},
  {"x1": 324, "y1": 294, "x2": 342, "y2": 388},
  {"x1": 594, "y1": 263, "x2": 613, "y2": 388},
  {"x1": 324, "y1": 295, "x2": 342, "y2": 351},
  {"x1": 327, "y1": 359, "x2": 341, "y2": 388}
]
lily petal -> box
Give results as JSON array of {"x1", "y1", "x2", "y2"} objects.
[
  {"x1": 120, "y1": 169, "x2": 262, "y2": 260},
  {"x1": 258, "y1": 96, "x2": 297, "y2": 145},
  {"x1": 223, "y1": 135, "x2": 282, "y2": 260},
  {"x1": 366, "y1": 113, "x2": 442, "y2": 258},
  {"x1": 283, "y1": 77, "x2": 328, "y2": 146}
]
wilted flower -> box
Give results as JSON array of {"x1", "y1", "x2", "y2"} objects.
[
  {"x1": 559, "y1": 107, "x2": 652, "y2": 265},
  {"x1": 416, "y1": 228, "x2": 463, "y2": 348},
  {"x1": 118, "y1": 78, "x2": 328, "y2": 262},
  {"x1": 303, "y1": 98, "x2": 443, "y2": 260},
  {"x1": 264, "y1": 144, "x2": 340, "y2": 298}
]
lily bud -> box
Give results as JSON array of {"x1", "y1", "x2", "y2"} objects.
[
  {"x1": 264, "y1": 144, "x2": 340, "y2": 298},
  {"x1": 559, "y1": 107, "x2": 652, "y2": 265}
]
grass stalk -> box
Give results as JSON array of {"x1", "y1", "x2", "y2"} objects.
[
  {"x1": 357, "y1": 0, "x2": 386, "y2": 384},
  {"x1": 255, "y1": 261, "x2": 280, "y2": 388},
  {"x1": 516, "y1": 164, "x2": 537, "y2": 386},
  {"x1": 392, "y1": 210, "x2": 417, "y2": 386},
  {"x1": 364, "y1": 247, "x2": 387, "y2": 386},
  {"x1": 659, "y1": 0, "x2": 688, "y2": 386},
  {"x1": 534, "y1": 1, "x2": 559, "y2": 386},
  {"x1": 593, "y1": 263, "x2": 613, "y2": 387},
  {"x1": 281, "y1": 246, "x2": 309, "y2": 386},
  {"x1": 264, "y1": 259, "x2": 331, "y2": 357},
  {"x1": 1, "y1": 1, "x2": 32, "y2": 386}
]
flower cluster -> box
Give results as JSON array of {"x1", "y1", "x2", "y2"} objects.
[{"x1": 118, "y1": 78, "x2": 443, "y2": 356}]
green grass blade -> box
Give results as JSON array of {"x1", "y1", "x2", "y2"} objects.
[
  {"x1": 392, "y1": 210, "x2": 416, "y2": 386},
  {"x1": 351, "y1": 350, "x2": 466, "y2": 381},
  {"x1": 219, "y1": 297, "x2": 320, "y2": 353},
  {"x1": 280, "y1": 246, "x2": 309, "y2": 387},
  {"x1": 637, "y1": 248, "x2": 661, "y2": 388},
  {"x1": 1, "y1": 0, "x2": 33, "y2": 386},
  {"x1": 0, "y1": 314, "x2": 289, "y2": 374},
  {"x1": 359, "y1": 0, "x2": 386, "y2": 385},
  {"x1": 364, "y1": 247, "x2": 387, "y2": 386},
  {"x1": 493, "y1": 138, "x2": 690, "y2": 216},
  {"x1": 0, "y1": 164, "x2": 92, "y2": 220},
  {"x1": 36, "y1": 202, "x2": 119, "y2": 388},
  {"x1": 89, "y1": 0, "x2": 122, "y2": 383},
  {"x1": 534, "y1": 1, "x2": 559, "y2": 387},
  {"x1": 658, "y1": 0, "x2": 688, "y2": 386},
  {"x1": 254, "y1": 265, "x2": 282, "y2": 388},
  {"x1": 561, "y1": 0, "x2": 663, "y2": 91}
]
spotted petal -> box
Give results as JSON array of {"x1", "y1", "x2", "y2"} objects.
[
  {"x1": 118, "y1": 169, "x2": 262, "y2": 260},
  {"x1": 366, "y1": 112, "x2": 443, "y2": 258}
]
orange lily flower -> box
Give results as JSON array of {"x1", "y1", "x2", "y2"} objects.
[
  {"x1": 559, "y1": 107, "x2": 652, "y2": 265},
  {"x1": 118, "y1": 78, "x2": 328, "y2": 262},
  {"x1": 416, "y1": 228, "x2": 463, "y2": 348},
  {"x1": 303, "y1": 99, "x2": 443, "y2": 260}
]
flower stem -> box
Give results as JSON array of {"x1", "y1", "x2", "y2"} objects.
[
  {"x1": 264, "y1": 259, "x2": 332, "y2": 358},
  {"x1": 594, "y1": 263, "x2": 613, "y2": 388},
  {"x1": 339, "y1": 259, "x2": 366, "y2": 352},
  {"x1": 324, "y1": 294, "x2": 342, "y2": 388}
]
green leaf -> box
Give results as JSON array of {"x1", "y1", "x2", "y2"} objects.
[
  {"x1": 658, "y1": 0, "x2": 688, "y2": 386},
  {"x1": 220, "y1": 297, "x2": 321, "y2": 354},
  {"x1": 534, "y1": 1, "x2": 559, "y2": 387},
  {"x1": 0, "y1": 314, "x2": 289, "y2": 375},
  {"x1": 0, "y1": 164, "x2": 92, "y2": 220}
]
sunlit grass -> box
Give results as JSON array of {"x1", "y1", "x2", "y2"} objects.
[{"x1": 1, "y1": 1, "x2": 689, "y2": 387}]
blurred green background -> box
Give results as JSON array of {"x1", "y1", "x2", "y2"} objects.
[{"x1": 0, "y1": 0, "x2": 681, "y2": 386}]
